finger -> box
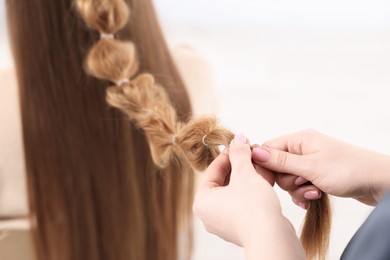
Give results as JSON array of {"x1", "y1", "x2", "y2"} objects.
[
  {"x1": 262, "y1": 134, "x2": 290, "y2": 151},
  {"x1": 262, "y1": 132, "x2": 303, "y2": 153},
  {"x1": 252, "y1": 147, "x2": 312, "y2": 179},
  {"x1": 275, "y1": 173, "x2": 309, "y2": 192},
  {"x1": 263, "y1": 133, "x2": 304, "y2": 152},
  {"x1": 262, "y1": 130, "x2": 317, "y2": 155},
  {"x1": 229, "y1": 134, "x2": 253, "y2": 177},
  {"x1": 289, "y1": 185, "x2": 322, "y2": 204},
  {"x1": 200, "y1": 150, "x2": 231, "y2": 189},
  {"x1": 275, "y1": 173, "x2": 301, "y2": 191}
]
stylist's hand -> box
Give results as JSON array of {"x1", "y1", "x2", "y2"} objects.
[
  {"x1": 252, "y1": 129, "x2": 390, "y2": 207},
  {"x1": 193, "y1": 134, "x2": 305, "y2": 260}
]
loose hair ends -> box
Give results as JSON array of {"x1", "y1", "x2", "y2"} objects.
[
  {"x1": 7, "y1": 0, "x2": 194, "y2": 260},
  {"x1": 302, "y1": 194, "x2": 332, "y2": 260}
]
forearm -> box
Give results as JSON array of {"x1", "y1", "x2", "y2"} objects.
[{"x1": 244, "y1": 215, "x2": 305, "y2": 260}]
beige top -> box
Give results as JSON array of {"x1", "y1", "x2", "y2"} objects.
[{"x1": 0, "y1": 46, "x2": 218, "y2": 259}]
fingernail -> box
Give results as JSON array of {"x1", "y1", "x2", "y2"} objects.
[
  {"x1": 294, "y1": 177, "x2": 308, "y2": 186},
  {"x1": 297, "y1": 201, "x2": 308, "y2": 210},
  {"x1": 304, "y1": 190, "x2": 321, "y2": 200},
  {"x1": 234, "y1": 133, "x2": 247, "y2": 144},
  {"x1": 252, "y1": 148, "x2": 270, "y2": 162}
]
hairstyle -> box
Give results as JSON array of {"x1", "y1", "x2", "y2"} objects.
[
  {"x1": 7, "y1": 0, "x2": 195, "y2": 259},
  {"x1": 6, "y1": 0, "x2": 331, "y2": 259}
]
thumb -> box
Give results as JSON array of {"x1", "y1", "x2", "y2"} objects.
[
  {"x1": 252, "y1": 147, "x2": 310, "y2": 178},
  {"x1": 229, "y1": 134, "x2": 253, "y2": 178},
  {"x1": 200, "y1": 149, "x2": 231, "y2": 189}
]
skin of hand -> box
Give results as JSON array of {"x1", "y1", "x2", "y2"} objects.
[
  {"x1": 193, "y1": 134, "x2": 305, "y2": 260},
  {"x1": 252, "y1": 129, "x2": 390, "y2": 207}
]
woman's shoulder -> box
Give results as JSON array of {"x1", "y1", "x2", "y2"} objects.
[{"x1": 171, "y1": 45, "x2": 219, "y2": 116}]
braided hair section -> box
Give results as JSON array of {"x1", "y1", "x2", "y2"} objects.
[
  {"x1": 106, "y1": 78, "x2": 234, "y2": 170},
  {"x1": 77, "y1": 0, "x2": 233, "y2": 170}
]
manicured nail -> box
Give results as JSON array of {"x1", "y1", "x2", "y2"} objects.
[
  {"x1": 297, "y1": 201, "x2": 308, "y2": 210},
  {"x1": 304, "y1": 190, "x2": 321, "y2": 200},
  {"x1": 234, "y1": 133, "x2": 247, "y2": 144},
  {"x1": 294, "y1": 177, "x2": 308, "y2": 186},
  {"x1": 252, "y1": 148, "x2": 270, "y2": 162}
]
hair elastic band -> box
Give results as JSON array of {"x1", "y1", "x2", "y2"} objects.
[
  {"x1": 143, "y1": 109, "x2": 154, "y2": 117},
  {"x1": 100, "y1": 33, "x2": 114, "y2": 39},
  {"x1": 202, "y1": 134, "x2": 209, "y2": 148},
  {"x1": 116, "y1": 78, "x2": 130, "y2": 86},
  {"x1": 171, "y1": 135, "x2": 177, "y2": 145}
]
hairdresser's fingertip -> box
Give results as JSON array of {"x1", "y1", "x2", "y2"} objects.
[
  {"x1": 303, "y1": 190, "x2": 322, "y2": 200},
  {"x1": 252, "y1": 148, "x2": 270, "y2": 163},
  {"x1": 233, "y1": 133, "x2": 247, "y2": 144}
]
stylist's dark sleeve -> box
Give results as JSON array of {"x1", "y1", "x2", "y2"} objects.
[{"x1": 341, "y1": 192, "x2": 390, "y2": 260}]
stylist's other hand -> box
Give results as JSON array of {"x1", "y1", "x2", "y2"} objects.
[
  {"x1": 193, "y1": 134, "x2": 305, "y2": 260},
  {"x1": 252, "y1": 129, "x2": 390, "y2": 206}
]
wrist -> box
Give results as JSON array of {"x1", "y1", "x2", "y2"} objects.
[{"x1": 370, "y1": 154, "x2": 390, "y2": 203}]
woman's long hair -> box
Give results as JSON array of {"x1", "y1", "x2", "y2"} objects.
[
  {"x1": 7, "y1": 0, "x2": 194, "y2": 259},
  {"x1": 7, "y1": 0, "x2": 331, "y2": 259}
]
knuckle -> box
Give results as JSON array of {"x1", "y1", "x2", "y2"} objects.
[{"x1": 276, "y1": 151, "x2": 288, "y2": 171}]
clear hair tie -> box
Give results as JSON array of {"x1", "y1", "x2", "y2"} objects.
[
  {"x1": 202, "y1": 134, "x2": 209, "y2": 148},
  {"x1": 171, "y1": 135, "x2": 177, "y2": 145},
  {"x1": 100, "y1": 33, "x2": 114, "y2": 39},
  {"x1": 116, "y1": 78, "x2": 130, "y2": 86},
  {"x1": 143, "y1": 109, "x2": 154, "y2": 117}
]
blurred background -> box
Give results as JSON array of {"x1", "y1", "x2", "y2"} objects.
[{"x1": 2, "y1": 0, "x2": 390, "y2": 259}]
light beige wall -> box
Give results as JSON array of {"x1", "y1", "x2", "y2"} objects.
[{"x1": 0, "y1": 231, "x2": 34, "y2": 260}]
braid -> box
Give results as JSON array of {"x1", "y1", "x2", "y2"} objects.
[
  {"x1": 77, "y1": 0, "x2": 129, "y2": 33},
  {"x1": 77, "y1": 0, "x2": 137, "y2": 83},
  {"x1": 76, "y1": 0, "x2": 232, "y2": 170},
  {"x1": 107, "y1": 79, "x2": 234, "y2": 170},
  {"x1": 76, "y1": 0, "x2": 331, "y2": 259}
]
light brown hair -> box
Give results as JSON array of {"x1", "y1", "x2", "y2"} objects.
[
  {"x1": 7, "y1": 0, "x2": 195, "y2": 259},
  {"x1": 7, "y1": 0, "x2": 331, "y2": 259}
]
